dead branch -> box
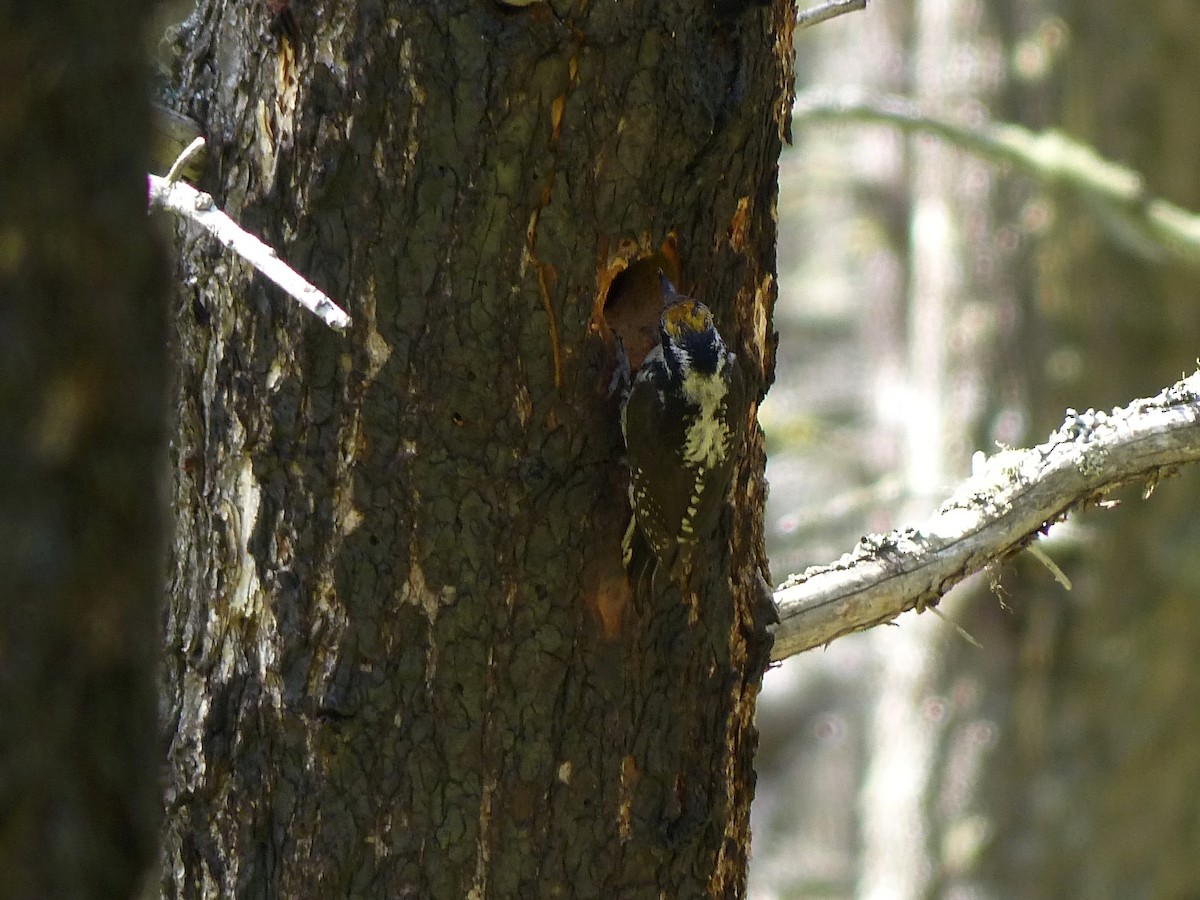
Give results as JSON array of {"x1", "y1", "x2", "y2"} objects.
[{"x1": 771, "y1": 372, "x2": 1200, "y2": 660}]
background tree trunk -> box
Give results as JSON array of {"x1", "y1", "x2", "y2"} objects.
[
  {"x1": 1019, "y1": 3, "x2": 1200, "y2": 894},
  {"x1": 0, "y1": 3, "x2": 166, "y2": 898},
  {"x1": 160, "y1": 1, "x2": 788, "y2": 895}
]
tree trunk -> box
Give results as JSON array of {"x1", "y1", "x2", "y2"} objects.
[
  {"x1": 0, "y1": 3, "x2": 166, "y2": 898},
  {"x1": 160, "y1": 1, "x2": 788, "y2": 895}
]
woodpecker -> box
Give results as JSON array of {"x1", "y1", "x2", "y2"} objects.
[{"x1": 620, "y1": 275, "x2": 746, "y2": 586}]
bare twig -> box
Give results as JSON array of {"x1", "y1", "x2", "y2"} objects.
[
  {"x1": 147, "y1": 174, "x2": 351, "y2": 331},
  {"x1": 164, "y1": 136, "x2": 206, "y2": 186},
  {"x1": 771, "y1": 372, "x2": 1200, "y2": 661},
  {"x1": 151, "y1": 103, "x2": 207, "y2": 182},
  {"x1": 792, "y1": 88, "x2": 1200, "y2": 266},
  {"x1": 797, "y1": 0, "x2": 867, "y2": 30}
]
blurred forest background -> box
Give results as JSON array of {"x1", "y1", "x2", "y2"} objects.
[{"x1": 753, "y1": 1, "x2": 1200, "y2": 898}]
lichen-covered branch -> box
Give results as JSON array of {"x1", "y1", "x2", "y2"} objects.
[
  {"x1": 771, "y1": 371, "x2": 1200, "y2": 660},
  {"x1": 793, "y1": 88, "x2": 1200, "y2": 267}
]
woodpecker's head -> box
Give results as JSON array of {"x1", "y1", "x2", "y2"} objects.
[{"x1": 658, "y1": 277, "x2": 726, "y2": 378}]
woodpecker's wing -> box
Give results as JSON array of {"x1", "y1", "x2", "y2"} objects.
[
  {"x1": 624, "y1": 348, "x2": 746, "y2": 572},
  {"x1": 623, "y1": 350, "x2": 687, "y2": 566}
]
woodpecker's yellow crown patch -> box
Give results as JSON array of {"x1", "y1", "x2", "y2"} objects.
[{"x1": 662, "y1": 300, "x2": 713, "y2": 338}]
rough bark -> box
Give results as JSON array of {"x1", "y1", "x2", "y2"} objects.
[
  {"x1": 160, "y1": 1, "x2": 789, "y2": 896},
  {"x1": 0, "y1": 3, "x2": 166, "y2": 898}
]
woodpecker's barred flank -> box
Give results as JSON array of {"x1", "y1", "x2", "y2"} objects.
[{"x1": 620, "y1": 275, "x2": 746, "y2": 585}]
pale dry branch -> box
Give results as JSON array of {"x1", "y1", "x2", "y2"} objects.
[
  {"x1": 797, "y1": 0, "x2": 867, "y2": 30},
  {"x1": 147, "y1": 174, "x2": 351, "y2": 331},
  {"x1": 793, "y1": 88, "x2": 1200, "y2": 267},
  {"x1": 771, "y1": 372, "x2": 1200, "y2": 661}
]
